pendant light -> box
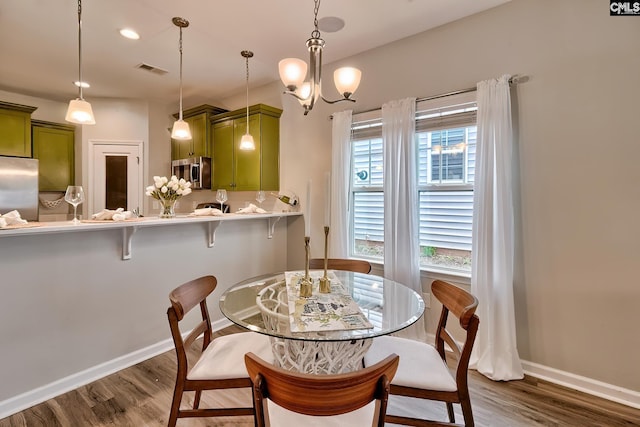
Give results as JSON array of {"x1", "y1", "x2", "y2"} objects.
[
  {"x1": 65, "y1": 0, "x2": 95, "y2": 125},
  {"x1": 239, "y1": 50, "x2": 255, "y2": 151},
  {"x1": 171, "y1": 17, "x2": 192, "y2": 140}
]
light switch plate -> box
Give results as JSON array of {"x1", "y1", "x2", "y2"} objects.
[{"x1": 422, "y1": 292, "x2": 431, "y2": 309}]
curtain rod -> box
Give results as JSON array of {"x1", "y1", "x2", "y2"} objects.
[{"x1": 330, "y1": 75, "x2": 524, "y2": 119}]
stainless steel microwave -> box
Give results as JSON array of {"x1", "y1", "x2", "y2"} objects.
[{"x1": 171, "y1": 156, "x2": 211, "y2": 189}]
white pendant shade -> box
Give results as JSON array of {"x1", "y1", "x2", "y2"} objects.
[
  {"x1": 334, "y1": 67, "x2": 362, "y2": 97},
  {"x1": 65, "y1": 98, "x2": 96, "y2": 125},
  {"x1": 239, "y1": 133, "x2": 255, "y2": 151},
  {"x1": 171, "y1": 119, "x2": 192, "y2": 140},
  {"x1": 279, "y1": 58, "x2": 308, "y2": 89}
]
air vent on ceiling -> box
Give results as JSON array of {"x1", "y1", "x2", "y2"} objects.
[{"x1": 135, "y1": 63, "x2": 169, "y2": 75}]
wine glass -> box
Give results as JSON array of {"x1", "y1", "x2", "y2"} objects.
[
  {"x1": 256, "y1": 190, "x2": 266, "y2": 206},
  {"x1": 65, "y1": 185, "x2": 85, "y2": 225},
  {"x1": 216, "y1": 189, "x2": 228, "y2": 213}
]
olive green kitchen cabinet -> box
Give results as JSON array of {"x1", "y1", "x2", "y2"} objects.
[
  {"x1": 0, "y1": 101, "x2": 37, "y2": 157},
  {"x1": 212, "y1": 104, "x2": 281, "y2": 191},
  {"x1": 171, "y1": 104, "x2": 227, "y2": 160},
  {"x1": 32, "y1": 120, "x2": 75, "y2": 191}
]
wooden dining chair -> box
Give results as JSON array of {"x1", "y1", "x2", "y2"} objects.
[
  {"x1": 166, "y1": 275, "x2": 275, "y2": 427},
  {"x1": 309, "y1": 258, "x2": 372, "y2": 274},
  {"x1": 364, "y1": 279, "x2": 480, "y2": 427},
  {"x1": 245, "y1": 352, "x2": 400, "y2": 427}
]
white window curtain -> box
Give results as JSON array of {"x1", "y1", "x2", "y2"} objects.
[
  {"x1": 382, "y1": 98, "x2": 425, "y2": 341},
  {"x1": 329, "y1": 110, "x2": 353, "y2": 258},
  {"x1": 470, "y1": 75, "x2": 524, "y2": 381}
]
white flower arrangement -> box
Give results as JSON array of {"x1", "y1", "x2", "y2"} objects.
[{"x1": 146, "y1": 175, "x2": 192, "y2": 202}]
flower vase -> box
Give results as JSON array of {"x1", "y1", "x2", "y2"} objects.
[{"x1": 159, "y1": 198, "x2": 177, "y2": 218}]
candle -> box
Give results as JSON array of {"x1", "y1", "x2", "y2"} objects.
[
  {"x1": 305, "y1": 179, "x2": 311, "y2": 237},
  {"x1": 324, "y1": 171, "x2": 331, "y2": 227}
]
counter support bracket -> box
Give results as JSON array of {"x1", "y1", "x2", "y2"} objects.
[
  {"x1": 122, "y1": 226, "x2": 138, "y2": 260},
  {"x1": 268, "y1": 216, "x2": 282, "y2": 239},
  {"x1": 207, "y1": 222, "x2": 221, "y2": 247}
]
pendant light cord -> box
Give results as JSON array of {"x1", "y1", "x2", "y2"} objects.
[
  {"x1": 77, "y1": 0, "x2": 83, "y2": 100},
  {"x1": 178, "y1": 26, "x2": 184, "y2": 121},
  {"x1": 245, "y1": 54, "x2": 250, "y2": 135}
]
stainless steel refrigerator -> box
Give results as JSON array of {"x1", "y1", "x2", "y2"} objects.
[{"x1": 0, "y1": 156, "x2": 39, "y2": 221}]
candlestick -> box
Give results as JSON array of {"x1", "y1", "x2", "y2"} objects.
[
  {"x1": 305, "y1": 179, "x2": 311, "y2": 237},
  {"x1": 319, "y1": 226, "x2": 331, "y2": 293},
  {"x1": 324, "y1": 171, "x2": 331, "y2": 227},
  {"x1": 300, "y1": 236, "x2": 312, "y2": 297}
]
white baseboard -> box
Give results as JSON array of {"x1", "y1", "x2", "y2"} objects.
[
  {"x1": 422, "y1": 333, "x2": 639, "y2": 409},
  {"x1": 521, "y1": 359, "x2": 640, "y2": 409},
  {"x1": 0, "y1": 318, "x2": 233, "y2": 420}
]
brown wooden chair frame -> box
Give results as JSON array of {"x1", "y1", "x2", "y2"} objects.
[
  {"x1": 167, "y1": 275, "x2": 255, "y2": 426},
  {"x1": 245, "y1": 352, "x2": 399, "y2": 427},
  {"x1": 309, "y1": 258, "x2": 372, "y2": 274},
  {"x1": 386, "y1": 279, "x2": 480, "y2": 427}
]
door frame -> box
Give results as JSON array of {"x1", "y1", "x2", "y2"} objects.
[{"x1": 87, "y1": 139, "x2": 144, "y2": 217}]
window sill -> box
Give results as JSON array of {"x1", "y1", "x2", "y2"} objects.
[
  {"x1": 420, "y1": 267, "x2": 471, "y2": 286},
  {"x1": 365, "y1": 259, "x2": 471, "y2": 286}
]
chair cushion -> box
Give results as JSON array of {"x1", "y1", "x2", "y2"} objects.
[
  {"x1": 363, "y1": 336, "x2": 457, "y2": 392},
  {"x1": 266, "y1": 399, "x2": 376, "y2": 426},
  {"x1": 188, "y1": 332, "x2": 274, "y2": 380}
]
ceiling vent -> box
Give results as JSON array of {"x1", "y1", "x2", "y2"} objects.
[{"x1": 135, "y1": 63, "x2": 169, "y2": 75}]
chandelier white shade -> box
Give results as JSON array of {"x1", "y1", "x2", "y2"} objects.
[
  {"x1": 171, "y1": 17, "x2": 192, "y2": 141},
  {"x1": 66, "y1": 0, "x2": 95, "y2": 125},
  {"x1": 279, "y1": 0, "x2": 361, "y2": 115},
  {"x1": 334, "y1": 67, "x2": 362, "y2": 98},
  {"x1": 278, "y1": 58, "x2": 308, "y2": 90}
]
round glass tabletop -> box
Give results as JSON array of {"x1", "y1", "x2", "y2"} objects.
[{"x1": 219, "y1": 270, "x2": 425, "y2": 342}]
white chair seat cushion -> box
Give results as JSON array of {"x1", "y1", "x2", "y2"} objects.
[
  {"x1": 363, "y1": 336, "x2": 457, "y2": 392},
  {"x1": 266, "y1": 399, "x2": 376, "y2": 426},
  {"x1": 188, "y1": 332, "x2": 274, "y2": 380}
]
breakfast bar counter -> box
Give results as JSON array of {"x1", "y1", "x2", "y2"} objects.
[
  {"x1": 0, "y1": 212, "x2": 301, "y2": 260},
  {"x1": 0, "y1": 211, "x2": 304, "y2": 418}
]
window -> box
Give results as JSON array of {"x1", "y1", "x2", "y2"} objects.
[{"x1": 350, "y1": 93, "x2": 476, "y2": 275}]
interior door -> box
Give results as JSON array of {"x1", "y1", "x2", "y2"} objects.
[{"x1": 92, "y1": 143, "x2": 142, "y2": 214}]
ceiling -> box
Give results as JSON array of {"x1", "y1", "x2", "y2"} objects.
[{"x1": 0, "y1": 0, "x2": 509, "y2": 107}]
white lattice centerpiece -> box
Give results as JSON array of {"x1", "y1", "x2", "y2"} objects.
[{"x1": 256, "y1": 271, "x2": 373, "y2": 374}]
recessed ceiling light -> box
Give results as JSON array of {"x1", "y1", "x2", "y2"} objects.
[
  {"x1": 318, "y1": 16, "x2": 345, "y2": 33},
  {"x1": 74, "y1": 81, "x2": 90, "y2": 88},
  {"x1": 119, "y1": 28, "x2": 140, "y2": 40}
]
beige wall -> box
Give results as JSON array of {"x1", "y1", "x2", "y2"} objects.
[
  {"x1": 3, "y1": 0, "x2": 638, "y2": 398},
  {"x1": 225, "y1": 0, "x2": 640, "y2": 393}
]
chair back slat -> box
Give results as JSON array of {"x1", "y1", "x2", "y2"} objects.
[
  {"x1": 308, "y1": 258, "x2": 372, "y2": 274},
  {"x1": 245, "y1": 352, "x2": 398, "y2": 419},
  {"x1": 169, "y1": 275, "x2": 217, "y2": 320},
  {"x1": 432, "y1": 279, "x2": 478, "y2": 329}
]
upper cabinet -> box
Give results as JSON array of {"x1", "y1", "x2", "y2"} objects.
[
  {"x1": 32, "y1": 120, "x2": 76, "y2": 191},
  {"x1": 0, "y1": 101, "x2": 38, "y2": 158},
  {"x1": 212, "y1": 104, "x2": 282, "y2": 191},
  {"x1": 171, "y1": 104, "x2": 228, "y2": 160}
]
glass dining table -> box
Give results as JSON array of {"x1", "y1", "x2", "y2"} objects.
[{"x1": 219, "y1": 269, "x2": 424, "y2": 374}]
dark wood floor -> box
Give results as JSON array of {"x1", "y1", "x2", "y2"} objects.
[{"x1": 1, "y1": 325, "x2": 638, "y2": 426}]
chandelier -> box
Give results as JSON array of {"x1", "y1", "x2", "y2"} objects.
[{"x1": 278, "y1": 0, "x2": 362, "y2": 115}]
